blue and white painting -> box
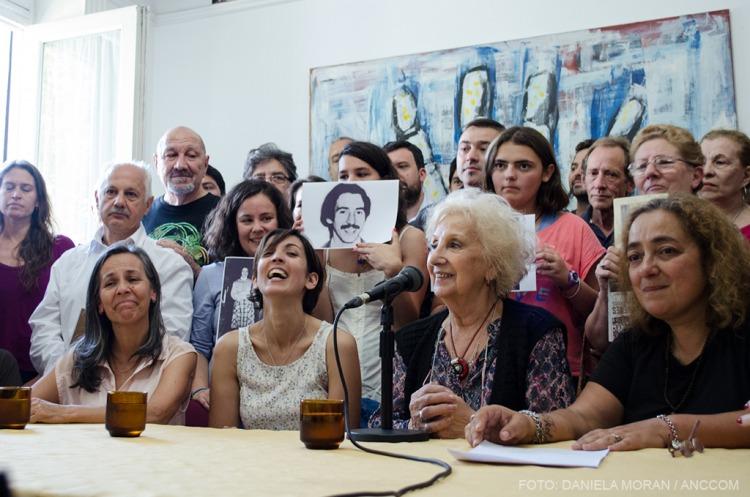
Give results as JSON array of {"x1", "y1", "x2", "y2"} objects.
[{"x1": 310, "y1": 10, "x2": 736, "y2": 203}]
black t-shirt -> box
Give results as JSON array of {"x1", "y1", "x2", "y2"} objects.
[
  {"x1": 590, "y1": 323, "x2": 750, "y2": 423},
  {"x1": 142, "y1": 193, "x2": 220, "y2": 266}
]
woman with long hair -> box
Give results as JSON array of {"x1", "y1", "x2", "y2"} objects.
[
  {"x1": 30, "y1": 245, "x2": 196, "y2": 424},
  {"x1": 314, "y1": 141, "x2": 428, "y2": 425},
  {"x1": 189, "y1": 179, "x2": 293, "y2": 409},
  {"x1": 485, "y1": 127, "x2": 605, "y2": 382},
  {"x1": 209, "y1": 228, "x2": 361, "y2": 429},
  {"x1": 0, "y1": 160, "x2": 74, "y2": 382}
]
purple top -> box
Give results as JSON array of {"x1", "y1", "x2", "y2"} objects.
[{"x1": 0, "y1": 235, "x2": 75, "y2": 373}]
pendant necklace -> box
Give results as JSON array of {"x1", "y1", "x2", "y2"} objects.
[{"x1": 448, "y1": 297, "x2": 500, "y2": 381}]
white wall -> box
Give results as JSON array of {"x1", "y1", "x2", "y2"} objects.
[{"x1": 144, "y1": 0, "x2": 750, "y2": 187}]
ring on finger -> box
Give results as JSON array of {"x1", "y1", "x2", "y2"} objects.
[
  {"x1": 419, "y1": 408, "x2": 425, "y2": 422},
  {"x1": 611, "y1": 433, "x2": 623, "y2": 443}
]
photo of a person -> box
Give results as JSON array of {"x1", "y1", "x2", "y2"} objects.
[
  {"x1": 217, "y1": 257, "x2": 257, "y2": 338},
  {"x1": 320, "y1": 183, "x2": 372, "y2": 248},
  {"x1": 230, "y1": 267, "x2": 254, "y2": 328}
]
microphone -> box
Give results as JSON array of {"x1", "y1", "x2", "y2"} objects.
[{"x1": 344, "y1": 266, "x2": 423, "y2": 309}]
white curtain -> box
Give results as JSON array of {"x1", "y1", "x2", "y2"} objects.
[{"x1": 37, "y1": 30, "x2": 120, "y2": 243}]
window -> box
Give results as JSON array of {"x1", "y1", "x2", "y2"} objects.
[{"x1": 7, "y1": 6, "x2": 145, "y2": 242}]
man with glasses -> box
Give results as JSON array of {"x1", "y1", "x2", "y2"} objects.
[
  {"x1": 243, "y1": 142, "x2": 298, "y2": 198},
  {"x1": 144, "y1": 126, "x2": 220, "y2": 274},
  {"x1": 581, "y1": 137, "x2": 633, "y2": 248}
]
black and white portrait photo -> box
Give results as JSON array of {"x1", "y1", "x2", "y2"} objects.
[
  {"x1": 301, "y1": 180, "x2": 399, "y2": 249},
  {"x1": 217, "y1": 256, "x2": 257, "y2": 338}
]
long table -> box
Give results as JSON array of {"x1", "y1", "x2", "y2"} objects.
[{"x1": 1, "y1": 424, "x2": 747, "y2": 497}]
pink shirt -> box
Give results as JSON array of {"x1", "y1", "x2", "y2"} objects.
[
  {"x1": 55, "y1": 335, "x2": 195, "y2": 425},
  {"x1": 515, "y1": 212, "x2": 605, "y2": 376},
  {"x1": 740, "y1": 224, "x2": 750, "y2": 241}
]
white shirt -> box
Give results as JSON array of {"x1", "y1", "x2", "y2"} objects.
[{"x1": 29, "y1": 224, "x2": 194, "y2": 375}]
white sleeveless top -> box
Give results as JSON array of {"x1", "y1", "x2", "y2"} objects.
[
  {"x1": 325, "y1": 225, "x2": 417, "y2": 402},
  {"x1": 237, "y1": 322, "x2": 331, "y2": 430},
  {"x1": 326, "y1": 264, "x2": 384, "y2": 402}
]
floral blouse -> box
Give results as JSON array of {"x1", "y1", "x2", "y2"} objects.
[{"x1": 370, "y1": 317, "x2": 574, "y2": 429}]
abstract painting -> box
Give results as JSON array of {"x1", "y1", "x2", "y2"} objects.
[{"x1": 309, "y1": 10, "x2": 736, "y2": 203}]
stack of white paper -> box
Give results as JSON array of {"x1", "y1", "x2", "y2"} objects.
[{"x1": 449, "y1": 441, "x2": 609, "y2": 468}]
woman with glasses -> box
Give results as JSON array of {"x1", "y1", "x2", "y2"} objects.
[
  {"x1": 484, "y1": 127, "x2": 605, "y2": 383},
  {"x1": 243, "y1": 143, "x2": 298, "y2": 198},
  {"x1": 188, "y1": 180, "x2": 293, "y2": 410},
  {"x1": 314, "y1": 141, "x2": 429, "y2": 425},
  {"x1": 467, "y1": 195, "x2": 750, "y2": 452},
  {"x1": 629, "y1": 124, "x2": 704, "y2": 195},
  {"x1": 699, "y1": 129, "x2": 750, "y2": 239}
]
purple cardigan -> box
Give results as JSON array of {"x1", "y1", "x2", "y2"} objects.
[{"x1": 0, "y1": 235, "x2": 74, "y2": 374}]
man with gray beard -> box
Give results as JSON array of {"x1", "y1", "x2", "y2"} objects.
[{"x1": 143, "y1": 126, "x2": 220, "y2": 274}]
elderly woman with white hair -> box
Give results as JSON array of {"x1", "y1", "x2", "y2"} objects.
[{"x1": 370, "y1": 189, "x2": 575, "y2": 438}]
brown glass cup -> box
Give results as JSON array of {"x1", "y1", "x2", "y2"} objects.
[
  {"x1": 0, "y1": 387, "x2": 31, "y2": 429},
  {"x1": 300, "y1": 399, "x2": 345, "y2": 450},
  {"x1": 106, "y1": 391, "x2": 146, "y2": 437}
]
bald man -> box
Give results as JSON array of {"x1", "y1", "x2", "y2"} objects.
[{"x1": 143, "y1": 126, "x2": 220, "y2": 272}]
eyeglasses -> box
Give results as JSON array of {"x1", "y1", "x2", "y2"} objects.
[
  {"x1": 253, "y1": 173, "x2": 290, "y2": 185},
  {"x1": 627, "y1": 155, "x2": 694, "y2": 177}
]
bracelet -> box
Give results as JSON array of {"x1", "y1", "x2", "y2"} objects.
[
  {"x1": 656, "y1": 414, "x2": 680, "y2": 452},
  {"x1": 563, "y1": 279, "x2": 582, "y2": 299},
  {"x1": 518, "y1": 410, "x2": 549, "y2": 444},
  {"x1": 657, "y1": 415, "x2": 704, "y2": 457},
  {"x1": 191, "y1": 387, "x2": 209, "y2": 399}
]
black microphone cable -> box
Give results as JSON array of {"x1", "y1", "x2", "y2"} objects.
[{"x1": 323, "y1": 306, "x2": 452, "y2": 497}]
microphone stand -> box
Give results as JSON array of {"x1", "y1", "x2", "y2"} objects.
[{"x1": 349, "y1": 290, "x2": 429, "y2": 443}]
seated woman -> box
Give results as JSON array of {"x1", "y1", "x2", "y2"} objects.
[
  {"x1": 699, "y1": 129, "x2": 750, "y2": 239},
  {"x1": 467, "y1": 195, "x2": 750, "y2": 451},
  {"x1": 370, "y1": 189, "x2": 574, "y2": 438},
  {"x1": 29, "y1": 246, "x2": 197, "y2": 424},
  {"x1": 485, "y1": 127, "x2": 604, "y2": 382},
  {"x1": 209, "y1": 228, "x2": 361, "y2": 429},
  {"x1": 190, "y1": 180, "x2": 293, "y2": 409}
]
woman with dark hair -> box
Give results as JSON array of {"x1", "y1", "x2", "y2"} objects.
[
  {"x1": 448, "y1": 157, "x2": 462, "y2": 192},
  {"x1": 189, "y1": 179, "x2": 293, "y2": 409},
  {"x1": 485, "y1": 127, "x2": 604, "y2": 382},
  {"x1": 313, "y1": 140, "x2": 428, "y2": 425},
  {"x1": 29, "y1": 245, "x2": 196, "y2": 424},
  {"x1": 209, "y1": 228, "x2": 360, "y2": 429},
  {"x1": 468, "y1": 195, "x2": 750, "y2": 451},
  {"x1": 0, "y1": 160, "x2": 74, "y2": 382},
  {"x1": 289, "y1": 175, "x2": 325, "y2": 230}
]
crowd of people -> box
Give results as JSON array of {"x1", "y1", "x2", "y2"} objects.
[{"x1": 1, "y1": 119, "x2": 749, "y2": 453}]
